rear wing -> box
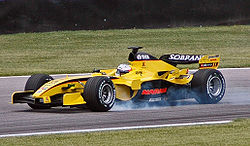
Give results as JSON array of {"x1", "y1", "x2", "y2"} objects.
[
  {"x1": 160, "y1": 54, "x2": 220, "y2": 69},
  {"x1": 199, "y1": 55, "x2": 220, "y2": 69}
]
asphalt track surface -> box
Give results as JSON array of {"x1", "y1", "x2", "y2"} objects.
[{"x1": 0, "y1": 68, "x2": 249, "y2": 136}]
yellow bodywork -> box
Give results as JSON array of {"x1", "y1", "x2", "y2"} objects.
[
  {"x1": 199, "y1": 55, "x2": 220, "y2": 69},
  {"x1": 12, "y1": 55, "x2": 220, "y2": 106},
  {"x1": 63, "y1": 92, "x2": 86, "y2": 105}
]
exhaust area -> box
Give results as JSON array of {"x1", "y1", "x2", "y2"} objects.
[{"x1": 111, "y1": 85, "x2": 202, "y2": 111}]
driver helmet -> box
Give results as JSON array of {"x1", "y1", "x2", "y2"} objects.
[{"x1": 115, "y1": 64, "x2": 132, "y2": 76}]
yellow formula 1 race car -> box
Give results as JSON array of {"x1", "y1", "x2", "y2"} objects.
[{"x1": 12, "y1": 47, "x2": 226, "y2": 112}]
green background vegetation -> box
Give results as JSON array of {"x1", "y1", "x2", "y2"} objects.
[
  {"x1": 0, "y1": 25, "x2": 249, "y2": 76},
  {"x1": 0, "y1": 119, "x2": 249, "y2": 146}
]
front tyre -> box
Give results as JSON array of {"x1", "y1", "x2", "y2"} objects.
[
  {"x1": 25, "y1": 74, "x2": 54, "y2": 109},
  {"x1": 191, "y1": 69, "x2": 226, "y2": 104},
  {"x1": 84, "y1": 76, "x2": 115, "y2": 112}
]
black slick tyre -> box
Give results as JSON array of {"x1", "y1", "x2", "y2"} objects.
[
  {"x1": 191, "y1": 69, "x2": 226, "y2": 104},
  {"x1": 25, "y1": 74, "x2": 54, "y2": 109},
  {"x1": 83, "y1": 76, "x2": 115, "y2": 112}
]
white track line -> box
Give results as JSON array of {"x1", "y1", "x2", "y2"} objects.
[
  {"x1": 0, "y1": 120, "x2": 232, "y2": 138},
  {"x1": 219, "y1": 68, "x2": 250, "y2": 71},
  {"x1": 0, "y1": 68, "x2": 250, "y2": 79}
]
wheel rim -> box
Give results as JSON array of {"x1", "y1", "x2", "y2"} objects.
[
  {"x1": 207, "y1": 75, "x2": 222, "y2": 97},
  {"x1": 100, "y1": 83, "x2": 113, "y2": 105}
]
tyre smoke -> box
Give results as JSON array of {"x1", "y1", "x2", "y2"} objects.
[{"x1": 111, "y1": 97, "x2": 198, "y2": 111}]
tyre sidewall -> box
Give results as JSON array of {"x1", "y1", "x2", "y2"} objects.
[
  {"x1": 97, "y1": 78, "x2": 116, "y2": 109},
  {"x1": 84, "y1": 76, "x2": 116, "y2": 112},
  {"x1": 205, "y1": 70, "x2": 226, "y2": 103}
]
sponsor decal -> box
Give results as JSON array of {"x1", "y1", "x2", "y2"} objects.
[
  {"x1": 36, "y1": 86, "x2": 48, "y2": 94},
  {"x1": 135, "y1": 71, "x2": 143, "y2": 75},
  {"x1": 141, "y1": 88, "x2": 167, "y2": 95},
  {"x1": 149, "y1": 97, "x2": 162, "y2": 102},
  {"x1": 200, "y1": 62, "x2": 219, "y2": 68},
  {"x1": 208, "y1": 55, "x2": 219, "y2": 59},
  {"x1": 209, "y1": 58, "x2": 217, "y2": 61},
  {"x1": 169, "y1": 54, "x2": 203, "y2": 61},
  {"x1": 41, "y1": 87, "x2": 48, "y2": 90},
  {"x1": 43, "y1": 96, "x2": 51, "y2": 103},
  {"x1": 36, "y1": 90, "x2": 43, "y2": 94},
  {"x1": 200, "y1": 63, "x2": 213, "y2": 68},
  {"x1": 137, "y1": 54, "x2": 150, "y2": 60}
]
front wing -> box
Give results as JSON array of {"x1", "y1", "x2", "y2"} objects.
[{"x1": 12, "y1": 91, "x2": 86, "y2": 106}]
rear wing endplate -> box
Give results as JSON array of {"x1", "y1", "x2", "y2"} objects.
[{"x1": 199, "y1": 55, "x2": 220, "y2": 69}]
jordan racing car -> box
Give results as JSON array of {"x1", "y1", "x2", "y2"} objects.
[{"x1": 12, "y1": 47, "x2": 226, "y2": 111}]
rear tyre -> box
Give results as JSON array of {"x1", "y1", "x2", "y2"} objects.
[
  {"x1": 25, "y1": 74, "x2": 54, "y2": 109},
  {"x1": 191, "y1": 69, "x2": 226, "y2": 104},
  {"x1": 84, "y1": 76, "x2": 115, "y2": 112}
]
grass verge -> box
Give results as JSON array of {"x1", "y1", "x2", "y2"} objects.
[
  {"x1": 0, "y1": 119, "x2": 249, "y2": 146},
  {"x1": 0, "y1": 25, "x2": 249, "y2": 76}
]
